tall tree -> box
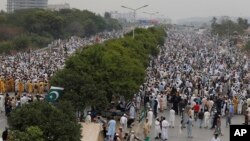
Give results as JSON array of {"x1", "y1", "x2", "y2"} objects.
[{"x1": 8, "y1": 102, "x2": 81, "y2": 141}]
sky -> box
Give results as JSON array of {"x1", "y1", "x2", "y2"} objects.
[{"x1": 1, "y1": 0, "x2": 250, "y2": 21}]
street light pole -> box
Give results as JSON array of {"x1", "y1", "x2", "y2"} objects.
[{"x1": 121, "y1": 5, "x2": 149, "y2": 39}]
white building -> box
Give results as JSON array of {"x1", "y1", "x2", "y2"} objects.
[{"x1": 7, "y1": 0, "x2": 48, "y2": 13}]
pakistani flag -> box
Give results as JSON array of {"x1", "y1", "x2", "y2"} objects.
[{"x1": 45, "y1": 86, "x2": 64, "y2": 102}]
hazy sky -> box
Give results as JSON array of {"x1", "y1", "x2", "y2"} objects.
[{"x1": 1, "y1": 0, "x2": 250, "y2": 21}]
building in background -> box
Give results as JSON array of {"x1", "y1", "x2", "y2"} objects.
[
  {"x1": 7, "y1": 0, "x2": 48, "y2": 13},
  {"x1": 47, "y1": 3, "x2": 70, "y2": 11}
]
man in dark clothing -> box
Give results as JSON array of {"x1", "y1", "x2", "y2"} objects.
[
  {"x1": 211, "y1": 112, "x2": 219, "y2": 129},
  {"x1": 198, "y1": 109, "x2": 204, "y2": 128},
  {"x1": 216, "y1": 98, "x2": 222, "y2": 115},
  {"x1": 2, "y1": 128, "x2": 8, "y2": 141},
  {"x1": 153, "y1": 98, "x2": 158, "y2": 118}
]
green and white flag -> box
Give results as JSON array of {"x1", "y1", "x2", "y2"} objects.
[{"x1": 45, "y1": 86, "x2": 64, "y2": 102}]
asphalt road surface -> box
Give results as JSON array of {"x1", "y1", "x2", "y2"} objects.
[{"x1": 143, "y1": 110, "x2": 244, "y2": 141}]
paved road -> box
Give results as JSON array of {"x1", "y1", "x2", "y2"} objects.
[
  {"x1": 0, "y1": 112, "x2": 7, "y2": 140},
  {"x1": 135, "y1": 110, "x2": 245, "y2": 141}
]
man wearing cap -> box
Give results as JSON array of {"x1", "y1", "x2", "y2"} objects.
[{"x1": 120, "y1": 114, "x2": 128, "y2": 134}]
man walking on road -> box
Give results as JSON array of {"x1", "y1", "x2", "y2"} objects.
[
  {"x1": 169, "y1": 107, "x2": 175, "y2": 128},
  {"x1": 204, "y1": 109, "x2": 210, "y2": 128},
  {"x1": 154, "y1": 118, "x2": 161, "y2": 139},
  {"x1": 143, "y1": 118, "x2": 150, "y2": 140},
  {"x1": 161, "y1": 117, "x2": 169, "y2": 140},
  {"x1": 107, "y1": 117, "x2": 116, "y2": 141},
  {"x1": 128, "y1": 105, "x2": 136, "y2": 128},
  {"x1": 147, "y1": 108, "x2": 153, "y2": 127},
  {"x1": 120, "y1": 114, "x2": 128, "y2": 134},
  {"x1": 198, "y1": 109, "x2": 204, "y2": 128},
  {"x1": 186, "y1": 116, "x2": 193, "y2": 138}
]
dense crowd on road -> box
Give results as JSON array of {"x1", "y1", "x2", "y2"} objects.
[
  {"x1": 102, "y1": 28, "x2": 250, "y2": 141},
  {"x1": 0, "y1": 30, "x2": 124, "y2": 116}
]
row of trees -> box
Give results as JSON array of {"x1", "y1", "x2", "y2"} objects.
[
  {"x1": 211, "y1": 17, "x2": 249, "y2": 36},
  {"x1": 50, "y1": 27, "x2": 166, "y2": 113},
  {"x1": 0, "y1": 9, "x2": 121, "y2": 54},
  {"x1": 7, "y1": 27, "x2": 166, "y2": 141}
]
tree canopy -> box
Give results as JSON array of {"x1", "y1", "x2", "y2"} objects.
[
  {"x1": 0, "y1": 9, "x2": 121, "y2": 54},
  {"x1": 8, "y1": 101, "x2": 81, "y2": 141},
  {"x1": 50, "y1": 27, "x2": 166, "y2": 112},
  {"x1": 211, "y1": 17, "x2": 249, "y2": 36}
]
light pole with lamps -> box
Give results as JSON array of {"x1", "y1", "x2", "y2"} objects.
[{"x1": 121, "y1": 5, "x2": 149, "y2": 39}]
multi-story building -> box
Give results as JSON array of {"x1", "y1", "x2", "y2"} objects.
[{"x1": 7, "y1": 0, "x2": 48, "y2": 13}]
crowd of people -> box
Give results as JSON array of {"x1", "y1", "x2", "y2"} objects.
[
  {"x1": 103, "y1": 28, "x2": 250, "y2": 141},
  {"x1": 0, "y1": 30, "x2": 124, "y2": 116}
]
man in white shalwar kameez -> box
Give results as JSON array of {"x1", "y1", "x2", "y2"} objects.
[
  {"x1": 147, "y1": 108, "x2": 153, "y2": 127},
  {"x1": 204, "y1": 110, "x2": 210, "y2": 128},
  {"x1": 120, "y1": 114, "x2": 128, "y2": 134},
  {"x1": 161, "y1": 117, "x2": 169, "y2": 140},
  {"x1": 169, "y1": 108, "x2": 175, "y2": 128},
  {"x1": 85, "y1": 112, "x2": 91, "y2": 123},
  {"x1": 154, "y1": 118, "x2": 161, "y2": 139},
  {"x1": 238, "y1": 99, "x2": 244, "y2": 115}
]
